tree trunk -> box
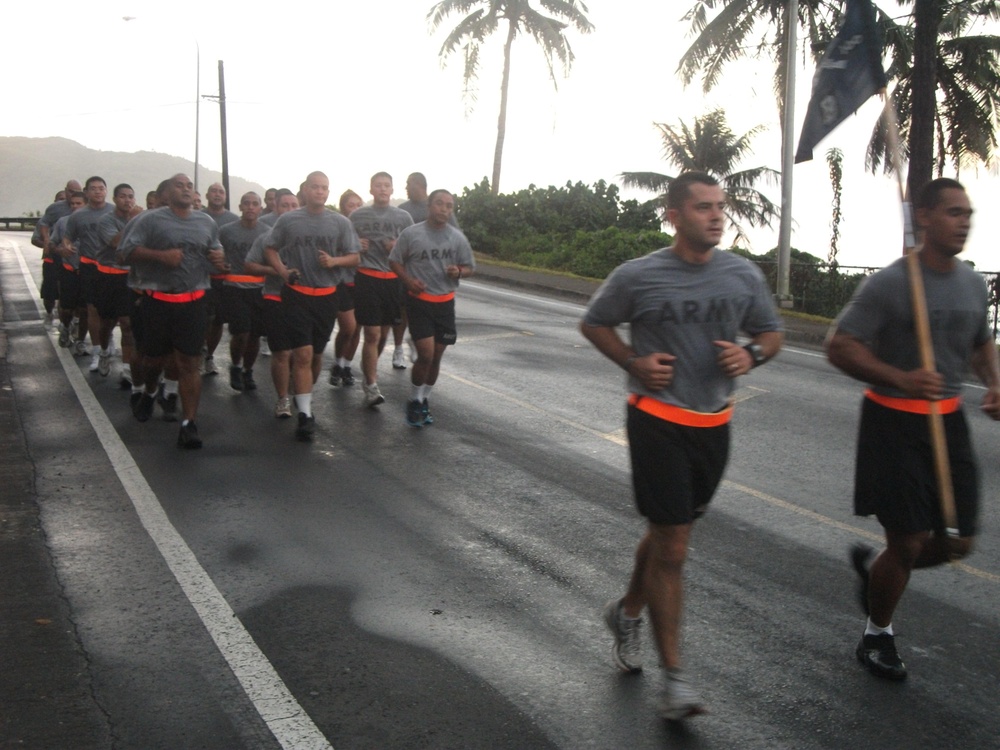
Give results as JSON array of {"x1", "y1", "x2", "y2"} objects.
[
  {"x1": 492, "y1": 22, "x2": 517, "y2": 195},
  {"x1": 907, "y1": 0, "x2": 943, "y2": 201}
]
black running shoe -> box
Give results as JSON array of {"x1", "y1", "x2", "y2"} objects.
[
  {"x1": 341, "y1": 366, "x2": 355, "y2": 386},
  {"x1": 295, "y1": 412, "x2": 315, "y2": 442},
  {"x1": 177, "y1": 421, "x2": 203, "y2": 449},
  {"x1": 230, "y1": 365, "x2": 244, "y2": 391},
  {"x1": 856, "y1": 633, "x2": 907, "y2": 681},
  {"x1": 158, "y1": 392, "x2": 179, "y2": 422},
  {"x1": 328, "y1": 365, "x2": 342, "y2": 386},
  {"x1": 406, "y1": 399, "x2": 424, "y2": 427},
  {"x1": 850, "y1": 543, "x2": 874, "y2": 615},
  {"x1": 133, "y1": 392, "x2": 156, "y2": 423},
  {"x1": 242, "y1": 369, "x2": 257, "y2": 391},
  {"x1": 422, "y1": 398, "x2": 434, "y2": 426}
]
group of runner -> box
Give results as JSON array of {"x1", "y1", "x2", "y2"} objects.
[{"x1": 34, "y1": 170, "x2": 475, "y2": 448}]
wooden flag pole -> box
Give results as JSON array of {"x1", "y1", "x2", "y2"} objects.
[{"x1": 881, "y1": 97, "x2": 959, "y2": 537}]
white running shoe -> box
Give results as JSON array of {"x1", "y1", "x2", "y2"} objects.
[
  {"x1": 98, "y1": 350, "x2": 112, "y2": 377},
  {"x1": 392, "y1": 347, "x2": 407, "y2": 370},
  {"x1": 660, "y1": 672, "x2": 707, "y2": 721},
  {"x1": 363, "y1": 382, "x2": 385, "y2": 408},
  {"x1": 603, "y1": 599, "x2": 643, "y2": 673},
  {"x1": 274, "y1": 396, "x2": 292, "y2": 419},
  {"x1": 260, "y1": 337, "x2": 271, "y2": 357},
  {"x1": 201, "y1": 355, "x2": 218, "y2": 376},
  {"x1": 89, "y1": 351, "x2": 101, "y2": 372}
]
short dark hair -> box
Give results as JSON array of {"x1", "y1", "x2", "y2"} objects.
[
  {"x1": 113, "y1": 183, "x2": 133, "y2": 198},
  {"x1": 915, "y1": 177, "x2": 965, "y2": 211},
  {"x1": 69, "y1": 190, "x2": 86, "y2": 201},
  {"x1": 370, "y1": 171, "x2": 392, "y2": 184},
  {"x1": 666, "y1": 172, "x2": 719, "y2": 210},
  {"x1": 274, "y1": 188, "x2": 295, "y2": 200},
  {"x1": 155, "y1": 178, "x2": 172, "y2": 199},
  {"x1": 428, "y1": 188, "x2": 452, "y2": 204},
  {"x1": 407, "y1": 172, "x2": 427, "y2": 189},
  {"x1": 85, "y1": 175, "x2": 107, "y2": 190}
]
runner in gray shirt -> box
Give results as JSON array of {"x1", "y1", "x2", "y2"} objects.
[
  {"x1": 119, "y1": 173, "x2": 227, "y2": 449},
  {"x1": 389, "y1": 188, "x2": 475, "y2": 427},
  {"x1": 202, "y1": 182, "x2": 239, "y2": 227},
  {"x1": 265, "y1": 171, "x2": 360, "y2": 441}
]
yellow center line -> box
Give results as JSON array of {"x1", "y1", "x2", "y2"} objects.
[{"x1": 443, "y1": 368, "x2": 1000, "y2": 585}]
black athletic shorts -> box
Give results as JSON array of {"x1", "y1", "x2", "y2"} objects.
[
  {"x1": 405, "y1": 295, "x2": 456, "y2": 346},
  {"x1": 854, "y1": 397, "x2": 978, "y2": 536},
  {"x1": 129, "y1": 290, "x2": 146, "y2": 354},
  {"x1": 58, "y1": 265, "x2": 82, "y2": 310},
  {"x1": 626, "y1": 403, "x2": 730, "y2": 526},
  {"x1": 337, "y1": 281, "x2": 356, "y2": 313},
  {"x1": 138, "y1": 293, "x2": 209, "y2": 358},
  {"x1": 205, "y1": 277, "x2": 225, "y2": 320},
  {"x1": 261, "y1": 296, "x2": 292, "y2": 353},
  {"x1": 79, "y1": 262, "x2": 99, "y2": 306},
  {"x1": 41, "y1": 259, "x2": 59, "y2": 302},
  {"x1": 95, "y1": 271, "x2": 132, "y2": 320},
  {"x1": 281, "y1": 286, "x2": 337, "y2": 351},
  {"x1": 354, "y1": 273, "x2": 402, "y2": 327},
  {"x1": 222, "y1": 285, "x2": 264, "y2": 337}
]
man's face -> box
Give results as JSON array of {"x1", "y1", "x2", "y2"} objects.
[
  {"x1": 668, "y1": 183, "x2": 726, "y2": 253},
  {"x1": 342, "y1": 195, "x2": 363, "y2": 216},
  {"x1": 85, "y1": 180, "x2": 107, "y2": 208},
  {"x1": 68, "y1": 196, "x2": 86, "y2": 211},
  {"x1": 370, "y1": 176, "x2": 393, "y2": 206},
  {"x1": 304, "y1": 176, "x2": 330, "y2": 210},
  {"x1": 146, "y1": 192, "x2": 158, "y2": 209},
  {"x1": 114, "y1": 188, "x2": 135, "y2": 215},
  {"x1": 192, "y1": 193, "x2": 202, "y2": 210},
  {"x1": 168, "y1": 175, "x2": 195, "y2": 210},
  {"x1": 264, "y1": 190, "x2": 277, "y2": 212},
  {"x1": 920, "y1": 188, "x2": 973, "y2": 257},
  {"x1": 65, "y1": 180, "x2": 81, "y2": 199},
  {"x1": 276, "y1": 195, "x2": 299, "y2": 215},
  {"x1": 206, "y1": 183, "x2": 226, "y2": 210},
  {"x1": 406, "y1": 175, "x2": 425, "y2": 201},
  {"x1": 240, "y1": 194, "x2": 262, "y2": 221},
  {"x1": 427, "y1": 191, "x2": 454, "y2": 227}
]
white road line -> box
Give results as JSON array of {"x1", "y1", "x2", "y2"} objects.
[{"x1": 10, "y1": 243, "x2": 332, "y2": 750}]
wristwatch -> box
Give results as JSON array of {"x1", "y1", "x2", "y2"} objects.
[{"x1": 744, "y1": 343, "x2": 766, "y2": 368}]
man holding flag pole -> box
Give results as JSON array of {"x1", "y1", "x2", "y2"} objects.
[{"x1": 803, "y1": 0, "x2": 1000, "y2": 681}]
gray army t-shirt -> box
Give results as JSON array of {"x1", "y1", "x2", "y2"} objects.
[
  {"x1": 120, "y1": 207, "x2": 222, "y2": 292},
  {"x1": 389, "y1": 222, "x2": 475, "y2": 297},
  {"x1": 351, "y1": 205, "x2": 413, "y2": 273},
  {"x1": 266, "y1": 208, "x2": 360, "y2": 289}
]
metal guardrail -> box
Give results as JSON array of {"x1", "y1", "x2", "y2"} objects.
[{"x1": 0, "y1": 218, "x2": 39, "y2": 230}]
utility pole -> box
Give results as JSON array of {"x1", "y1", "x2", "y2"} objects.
[{"x1": 218, "y1": 60, "x2": 230, "y2": 209}]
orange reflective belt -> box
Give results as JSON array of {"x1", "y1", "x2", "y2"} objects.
[
  {"x1": 62, "y1": 263, "x2": 76, "y2": 272},
  {"x1": 145, "y1": 289, "x2": 206, "y2": 303},
  {"x1": 864, "y1": 389, "x2": 962, "y2": 415},
  {"x1": 288, "y1": 284, "x2": 336, "y2": 297},
  {"x1": 79, "y1": 256, "x2": 98, "y2": 265},
  {"x1": 210, "y1": 273, "x2": 226, "y2": 281},
  {"x1": 357, "y1": 268, "x2": 397, "y2": 280},
  {"x1": 43, "y1": 257, "x2": 55, "y2": 264},
  {"x1": 628, "y1": 393, "x2": 733, "y2": 427},
  {"x1": 224, "y1": 274, "x2": 265, "y2": 284},
  {"x1": 408, "y1": 290, "x2": 455, "y2": 303},
  {"x1": 97, "y1": 264, "x2": 128, "y2": 275},
  {"x1": 263, "y1": 294, "x2": 282, "y2": 302}
]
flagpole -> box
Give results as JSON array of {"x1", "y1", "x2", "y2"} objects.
[{"x1": 881, "y1": 95, "x2": 960, "y2": 540}]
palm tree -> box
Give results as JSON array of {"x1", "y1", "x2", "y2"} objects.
[
  {"x1": 427, "y1": 0, "x2": 594, "y2": 195},
  {"x1": 619, "y1": 109, "x2": 780, "y2": 247},
  {"x1": 676, "y1": 1, "x2": 1000, "y2": 200}
]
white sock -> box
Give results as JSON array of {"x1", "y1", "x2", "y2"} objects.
[
  {"x1": 295, "y1": 393, "x2": 312, "y2": 417},
  {"x1": 100, "y1": 347, "x2": 109, "y2": 356},
  {"x1": 423, "y1": 385, "x2": 433, "y2": 401},
  {"x1": 411, "y1": 384, "x2": 423, "y2": 401},
  {"x1": 163, "y1": 379, "x2": 179, "y2": 396},
  {"x1": 865, "y1": 618, "x2": 893, "y2": 637},
  {"x1": 338, "y1": 357, "x2": 348, "y2": 368}
]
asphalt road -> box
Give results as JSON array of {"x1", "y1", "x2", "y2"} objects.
[{"x1": 1, "y1": 231, "x2": 998, "y2": 749}]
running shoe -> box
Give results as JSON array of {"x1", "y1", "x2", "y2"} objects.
[
  {"x1": 43, "y1": 312, "x2": 53, "y2": 328},
  {"x1": 98, "y1": 350, "x2": 111, "y2": 377},
  {"x1": 259, "y1": 337, "x2": 271, "y2": 357},
  {"x1": 177, "y1": 421, "x2": 203, "y2": 449},
  {"x1": 364, "y1": 383, "x2": 385, "y2": 408},
  {"x1": 58, "y1": 324, "x2": 70, "y2": 348},
  {"x1": 406, "y1": 399, "x2": 424, "y2": 427},
  {"x1": 157, "y1": 389, "x2": 179, "y2": 422},
  {"x1": 407, "y1": 337, "x2": 417, "y2": 363},
  {"x1": 392, "y1": 347, "x2": 407, "y2": 370},
  {"x1": 603, "y1": 599, "x2": 643, "y2": 673},
  {"x1": 274, "y1": 396, "x2": 293, "y2": 419},
  {"x1": 856, "y1": 633, "x2": 907, "y2": 681},
  {"x1": 660, "y1": 672, "x2": 707, "y2": 721},
  {"x1": 328, "y1": 364, "x2": 342, "y2": 386},
  {"x1": 89, "y1": 351, "x2": 101, "y2": 372},
  {"x1": 230, "y1": 365, "x2": 244, "y2": 391},
  {"x1": 202, "y1": 355, "x2": 218, "y2": 376},
  {"x1": 341, "y1": 366, "x2": 355, "y2": 386},
  {"x1": 73, "y1": 340, "x2": 89, "y2": 357},
  {"x1": 133, "y1": 392, "x2": 155, "y2": 423},
  {"x1": 119, "y1": 366, "x2": 133, "y2": 389},
  {"x1": 295, "y1": 412, "x2": 315, "y2": 442},
  {"x1": 850, "y1": 543, "x2": 875, "y2": 616},
  {"x1": 422, "y1": 398, "x2": 434, "y2": 426},
  {"x1": 242, "y1": 369, "x2": 257, "y2": 391}
]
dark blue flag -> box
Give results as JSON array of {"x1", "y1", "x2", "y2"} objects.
[{"x1": 794, "y1": 0, "x2": 887, "y2": 163}]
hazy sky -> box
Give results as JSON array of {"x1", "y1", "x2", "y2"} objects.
[{"x1": 5, "y1": 1, "x2": 998, "y2": 271}]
